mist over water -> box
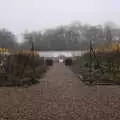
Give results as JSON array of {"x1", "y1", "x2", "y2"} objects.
[{"x1": 39, "y1": 50, "x2": 85, "y2": 57}]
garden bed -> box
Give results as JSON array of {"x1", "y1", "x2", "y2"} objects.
[
  {"x1": 72, "y1": 52, "x2": 120, "y2": 85},
  {"x1": 0, "y1": 54, "x2": 48, "y2": 87}
]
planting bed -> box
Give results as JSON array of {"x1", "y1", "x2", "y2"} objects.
[
  {"x1": 72, "y1": 51, "x2": 120, "y2": 85},
  {"x1": 0, "y1": 54, "x2": 48, "y2": 87}
]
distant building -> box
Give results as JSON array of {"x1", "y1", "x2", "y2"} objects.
[{"x1": 113, "y1": 36, "x2": 120, "y2": 41}]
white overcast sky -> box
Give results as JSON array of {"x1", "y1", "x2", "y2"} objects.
[{"x1": 0, "y1": 0, "x2": 120, "y2": 35}]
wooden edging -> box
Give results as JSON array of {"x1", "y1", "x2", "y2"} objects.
[{"x1": 71, "y1": 67, "x2": 119, "y2": 86}]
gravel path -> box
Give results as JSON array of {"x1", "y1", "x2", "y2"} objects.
[{"x1": 0, "y1": 63, "x2": 120, "y2": 120}]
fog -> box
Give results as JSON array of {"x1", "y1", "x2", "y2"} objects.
[{"x1": 0, "y1": 0, "x2": 120, "y2": 36}]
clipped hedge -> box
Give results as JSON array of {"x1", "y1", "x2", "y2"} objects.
[
  {"x1": 46, "y1": 59, "x2": 53, "y2": 66},
  {"x1": 64, "y1": 58, "x2": 72, "y2": 66}
]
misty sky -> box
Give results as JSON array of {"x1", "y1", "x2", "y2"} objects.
[{"x1": 0, "y1": 0, "x2": 120, "y2": 35}]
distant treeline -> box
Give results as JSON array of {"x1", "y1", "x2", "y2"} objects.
[{"x1": 0, "y1": 21, "x2": 120, "y2": 51}]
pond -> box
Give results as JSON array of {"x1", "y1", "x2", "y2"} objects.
[{"x1": 39, "y1": 50, "x2": 87, "y2": 57}]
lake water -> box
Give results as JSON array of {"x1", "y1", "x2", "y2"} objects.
[{"x1": 39, "y1": 50, "x2": 87, "y2": 57}]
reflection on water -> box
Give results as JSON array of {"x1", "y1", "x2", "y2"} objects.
[{"x1": 39, "y1": 51, "x2": 86, "y2": 57}]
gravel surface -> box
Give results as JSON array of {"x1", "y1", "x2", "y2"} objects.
[{"x1": 0, "y1": 63, "x2": 120, "y2": 120}]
